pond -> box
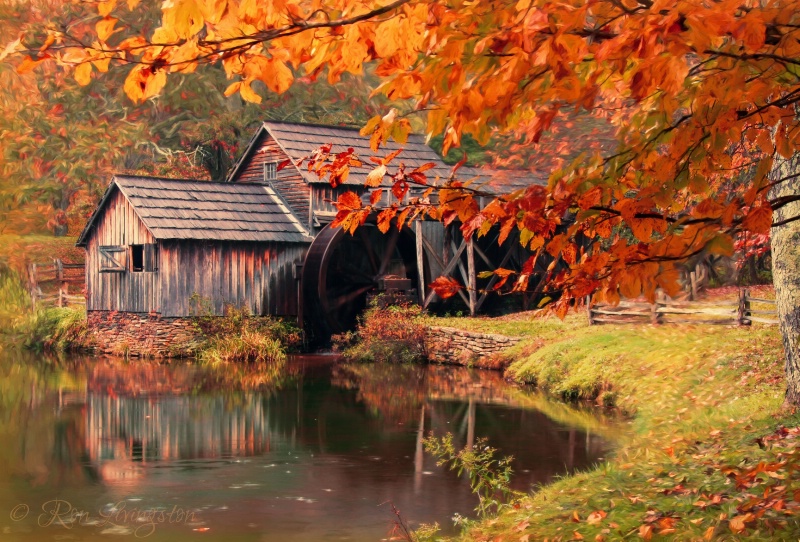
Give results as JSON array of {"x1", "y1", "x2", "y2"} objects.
[{"x1": 0, "y1": 350, "x2": 621, "y2": 541}]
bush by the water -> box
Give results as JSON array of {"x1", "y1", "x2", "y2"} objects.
[
  {"x1": 194, "y1": 304, "x2": 301, "y2": 367},
  {"x1": 0, "y1": 263, "x2": 90, "y2": 352},
  {"x1": 25, "y1": 306, "x2": 91, "y2": 352},
  {"x1": 333, "y1": 298, "x2": 427, "y2": 363}
]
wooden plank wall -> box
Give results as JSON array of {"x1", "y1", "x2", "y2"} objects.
[
  {"x1": 85, "y1": 190, "x2": 160, "y2": 313},
  {"x1": 232, "y1": 133, "x2": 312, "y2": 229},
  {"x1": 159, "y1": 241, "x2": 307, "y2": 317}
]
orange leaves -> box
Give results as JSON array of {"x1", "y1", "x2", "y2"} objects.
[
  {"x1": 742, "y1": 204, "x2": 772, "y2": 234},
  {"x1": 331, "y1": 191, "x2": 368, "y2": 235},
  {"x1": 16, "y1": 55, "x2": 48, "y2": 74},
  {"x1": 429, "y1": 276, "x2": 463, "y2": 299}
]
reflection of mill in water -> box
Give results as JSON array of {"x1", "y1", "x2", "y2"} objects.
[{"x1": 86, "y1": 394, "x2": 276, "y2": 482}]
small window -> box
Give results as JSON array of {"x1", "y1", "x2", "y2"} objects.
[
  {"x1": 264, "y1": 161, "x2": 278, "y2": 181},
  {"x1": 129, "y1": 244, "x2": 158, "y2": 272},
  {"x1": 99, "y1": 246, "x2": 126, "y2": 272},
  {"x1": 131, "y1": 245, "x2": 144, "y2": 272}
]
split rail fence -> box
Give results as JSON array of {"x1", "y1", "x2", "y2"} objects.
[
  {"x1": 28, "y1": 259, "x2": 85, "y2": 309},
  {"x1": 587, "y1": 288, "x2": 778, "y2": 326}
]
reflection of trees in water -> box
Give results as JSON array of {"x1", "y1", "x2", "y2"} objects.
[
  {"x1": 1, "y1": 351, "x2": 616, "y2": 507},
  {"x1": 331, "y1": 362, "x2": 614, "y2": 492},
  {"x1": 331, "y1": 363, "x2": 428, "y2": 424}
]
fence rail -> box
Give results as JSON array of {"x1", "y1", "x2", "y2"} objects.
[
  {"x1": 28, "y1": 259, "x2": 85, "y2": 309},
  {"x1": 587, "y1": 288, "x2": 777, "y2": 326}
]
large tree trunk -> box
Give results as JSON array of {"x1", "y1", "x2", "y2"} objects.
[{"x1": 770, "y1": 155, "x2": 800, "y2": 406}]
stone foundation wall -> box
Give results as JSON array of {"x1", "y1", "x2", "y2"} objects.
[
  {"x1": 87, "y1": 311, "x2": 202, "y2": 358},
  {"x1": 86, "y1": 311, "x2": 521, "y2": 366},
  {"x1": 425, "y1": 326, "x2": 521, "y2": 369}
]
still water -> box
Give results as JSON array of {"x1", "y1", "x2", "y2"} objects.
[{"x1": 0, "y1": 351, "x2": 620, "y2": 541}]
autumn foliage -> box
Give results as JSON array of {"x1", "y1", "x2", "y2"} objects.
[{"x1": 8, "y1": 0, "x2": 797, "y2": 311}]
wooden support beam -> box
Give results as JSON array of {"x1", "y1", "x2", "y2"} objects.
[
  {"x1": 423, "y1": 240, "x2": 468, "y2": 308},
  {"x1": 467, "y1": 238, "x2": 476, "y2": 316},
  {"x1": 449, "y1": 240, "x2": 472, "y2": 307},
  {"x1": 415, "y1": 221, "x2": 426, "y2": 305},
  {"x1": 473, "y1": 244, "x2": 495, "y2": 269},
  {"x1": 474, "y1": 245, "x2": 515, "y2": 313}
]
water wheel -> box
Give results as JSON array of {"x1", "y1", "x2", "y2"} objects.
[{"x1": 302, "y1": 222, "x2": 421, "y2": 341}]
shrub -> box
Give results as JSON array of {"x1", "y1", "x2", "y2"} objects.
[
  {"x1": 0, "y1": 263, "x2": 91, "y2": 352},
  {"x1": 194, "y1": 303, "x2": 301, "y2": 367},
  {"x1": 333, "y1": 297, "x2": 427, "y2": 363},
  {"x1": 25, "y1": 306, "x2": 91, "y2": 352}
]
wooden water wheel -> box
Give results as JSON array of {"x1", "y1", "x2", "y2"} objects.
[{"x1": 301, "y1": 222, "x2": 421, "y2": 341}]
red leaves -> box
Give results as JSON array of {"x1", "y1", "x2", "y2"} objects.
[
  {"x1": 429, "y1": 276, "x2": 463, "y2": 299},
  {"x1": 331, "y1": 191, "x2": 368, "y2": 234}
]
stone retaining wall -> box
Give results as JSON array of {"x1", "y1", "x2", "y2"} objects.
[
  {"x1": 424, "y1": 326, "x2": 521, "y2": 369},
  {"x1": 87, "y1": 311, "x2": 202, "y2": 358},
  {"x1": 86, "y1": 311, "x2": 522, "y2": 367}
]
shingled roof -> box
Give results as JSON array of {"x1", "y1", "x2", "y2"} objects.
[
  {"x1": 227, "y1": 121, "x2": 547, "y2": 192},
  {"x1": 76, "y1": 175, "x2": 311, "y2": 246}
]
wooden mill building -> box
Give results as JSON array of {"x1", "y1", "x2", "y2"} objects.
[{"x1": 78, "y1": 122, "x2": 544, "y2": 349}]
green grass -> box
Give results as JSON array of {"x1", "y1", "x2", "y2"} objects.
[
  {"x1": 419, "y1": 308, "x2": 799, "y2": 541},
  {"x1": 0, "y1": 235, "x2": 88, "y2": 351}
]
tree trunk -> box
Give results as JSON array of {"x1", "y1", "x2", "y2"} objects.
[{"x1": 770, "y1": 154, "x2": 800, "y2": 406}]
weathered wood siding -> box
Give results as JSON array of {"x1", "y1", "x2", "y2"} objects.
[
  {"x1": 232, "y1": 132, "x2": 312, "y2": 229},
  {"x1": 85, "y1": 189, "x2": 160, "y2": 312},
  {"x1": 159, "y1": 240, "x2": 307, "y2": 317}
]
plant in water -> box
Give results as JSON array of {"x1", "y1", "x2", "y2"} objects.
[
  {"x1": 333, "y1": 296, "x2": 427, "y2": 363},
  {"x1": 423, "y1": 433, "x2": 524, "y2": 522}
]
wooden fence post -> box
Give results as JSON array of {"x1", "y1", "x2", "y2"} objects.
[
  {"x1": 690, "y1": 271, "x2": 698, "y2": 300},
  {"x1": 650, "y1": 290, "x2": 664, "y2": 324},
  {"x1": 55, "y1": 258, "x2": 65, "y2": 307},
  {"x1": 466, "y1": 238, "x2": 477, "y2": 316},
  {"x1": 28, "y1": 263, "x2": 37, "y2": 310},
  {"x1": 737, "y1": 288, "x2": 751, "y2": 326},
  {"x1": 586, "y1": 295, "x2": 593, "y2": 325}
]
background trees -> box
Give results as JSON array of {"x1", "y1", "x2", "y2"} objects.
[{"x1": 6, "y1": 0, "x2": 800, "y2": 403}]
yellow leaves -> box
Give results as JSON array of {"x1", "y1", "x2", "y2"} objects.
[
  {"x1": 238, "y1": 80, "x2": 261, "y2": 103},
  {"x1": 365, "y1": 165, "x2": 387, "y2": 187},
  {"x1": 96, "y1": 17, "x2": 118, "y2": 42},
  {"x1": 123, "y1": 66, "x2": 168, "y2": 103},
  {"x1": 74, "y1": 62, "x2": 93, "y2": 86},
  {"x1": 360, "y1": 109, "x2": 404, "y2": 151},
  {"x1": 162, "y1": 0, "x2": 205, "y2": 40},
  {"x1": 263, "y1": 59, "x2": 293, "y2": 94},
  {"x1": 97, "y1": 0, "x2": 117, "y2": 17},
  {"x1": 705, "y1": 234, "x2": 734, "y2": 257},
  {"x1": 373, "y1": 16, "x2": 405, "y2": 57}
]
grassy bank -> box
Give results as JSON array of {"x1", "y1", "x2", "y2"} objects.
[
  {"x1": 0, "y1": 235, "x2": 90, "y2": 351},
  {"x1": 423, "y1": 293, "x2": 800, "y2": 540}
]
